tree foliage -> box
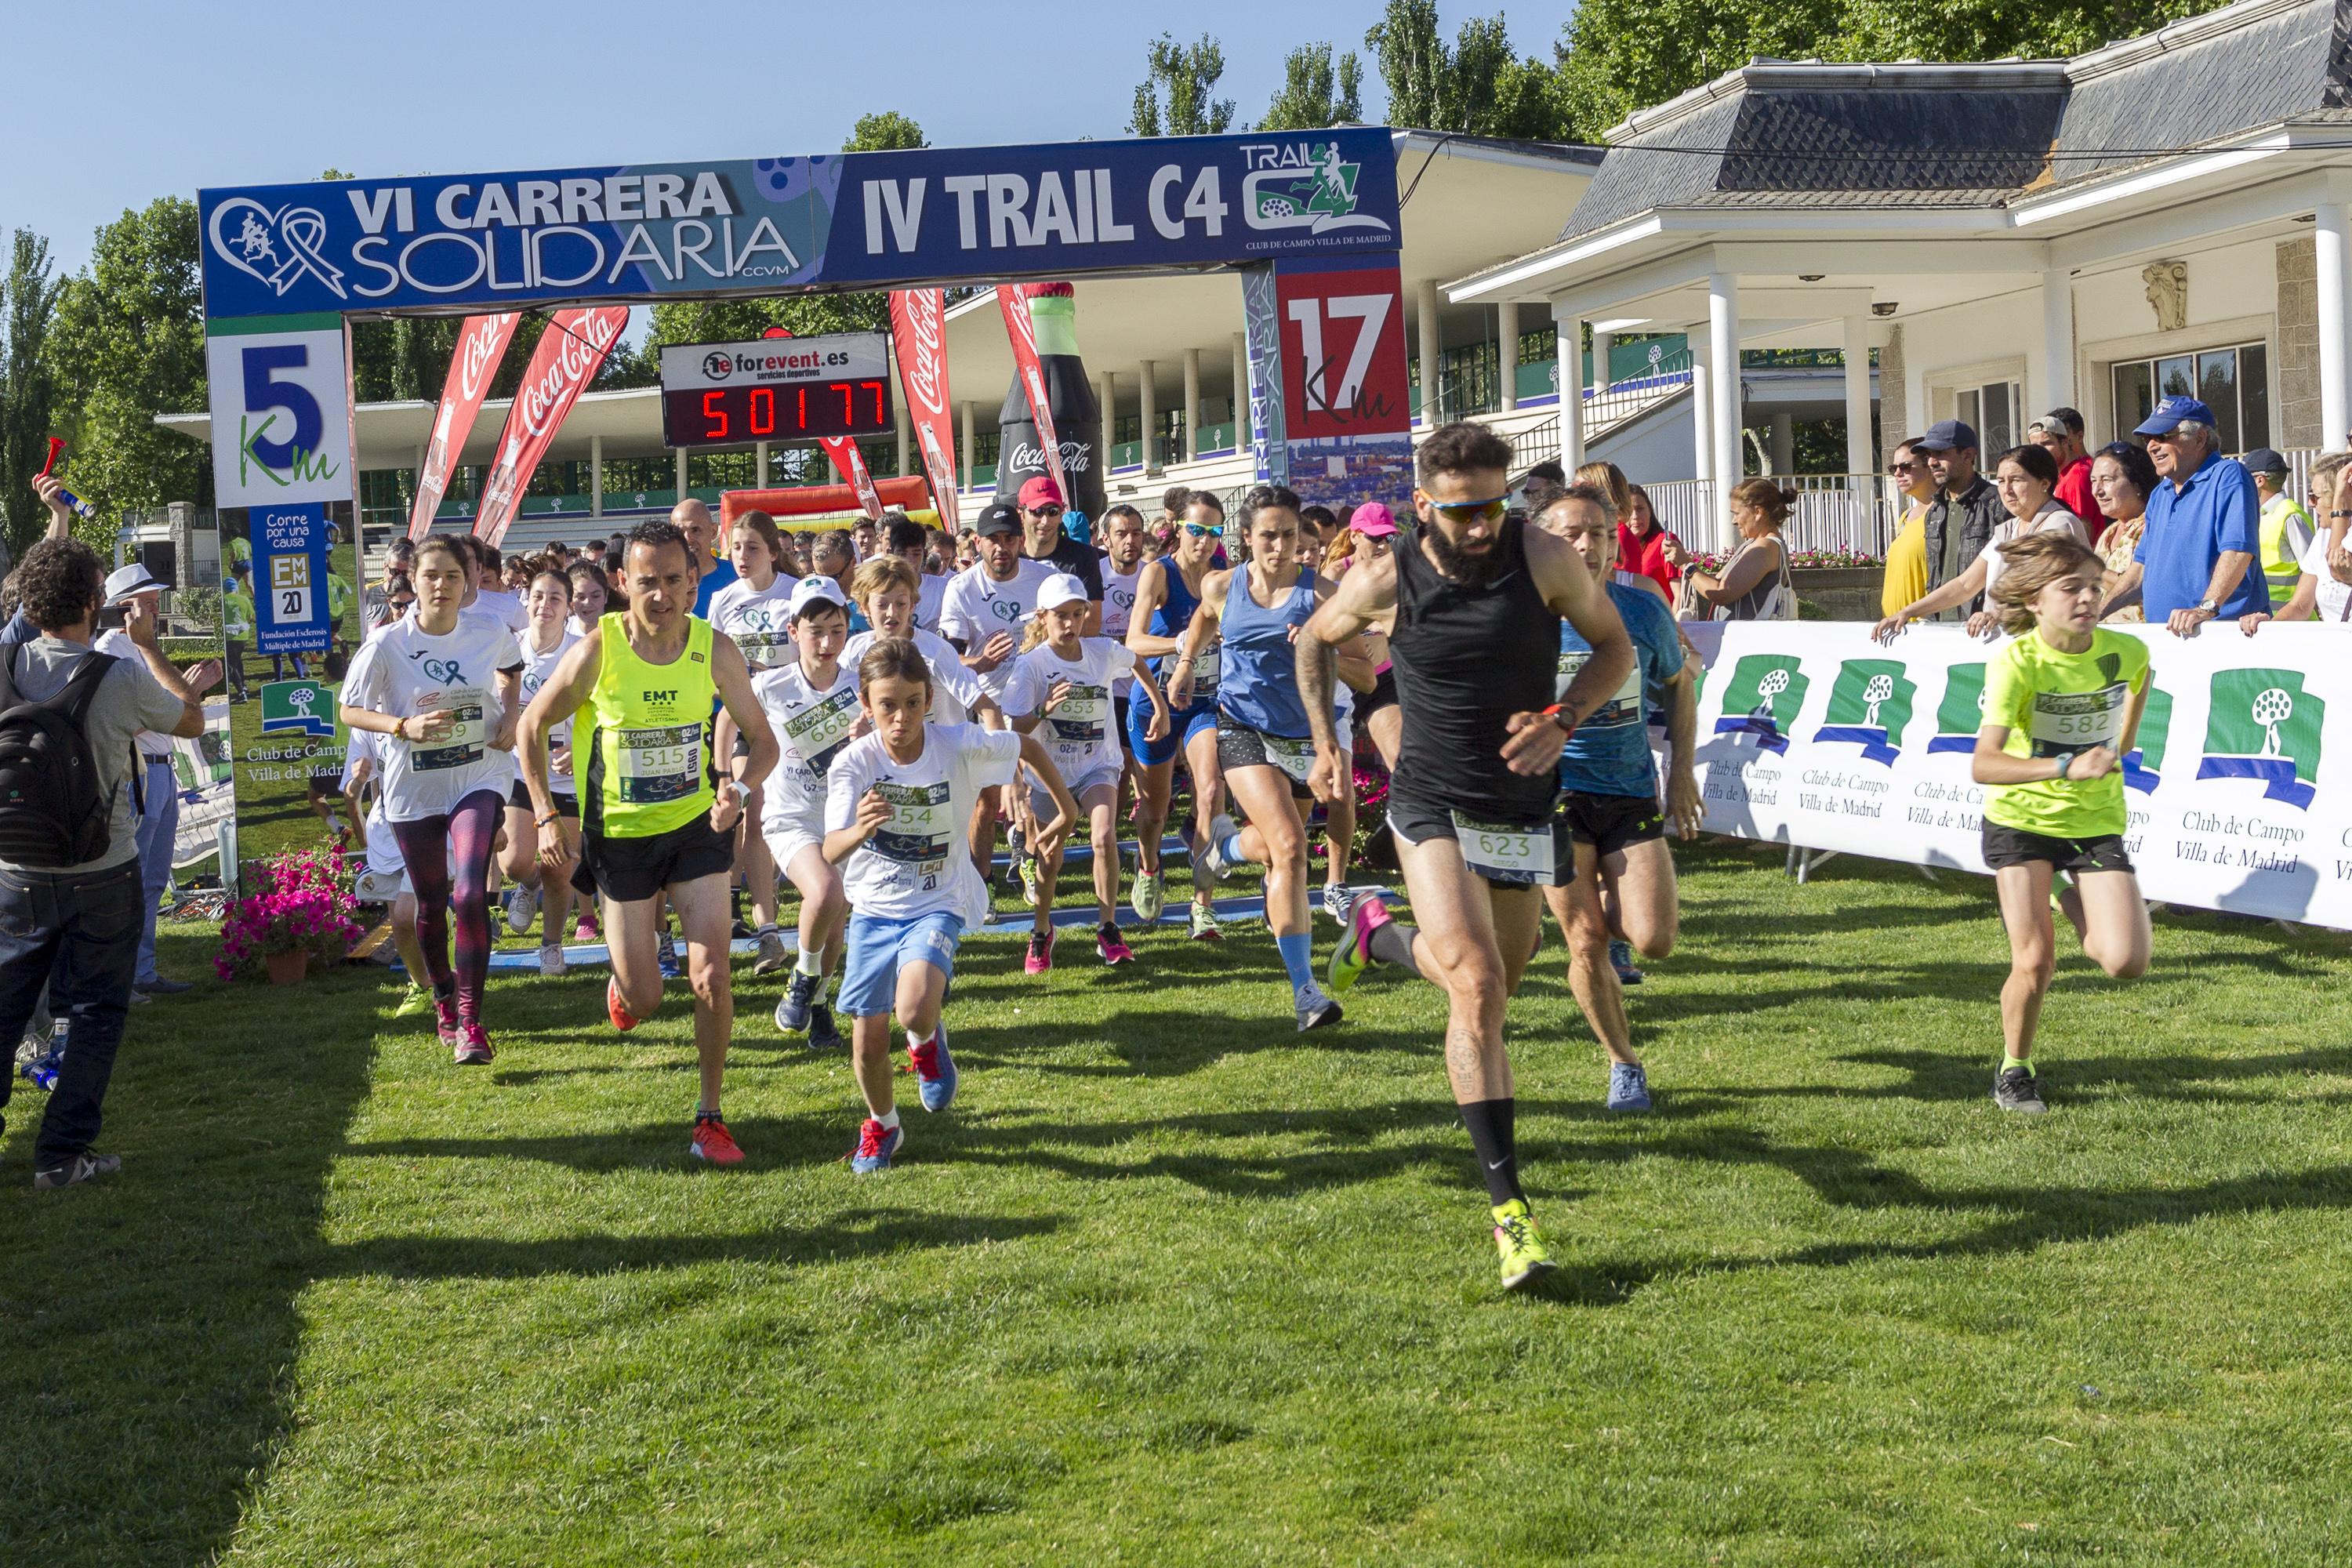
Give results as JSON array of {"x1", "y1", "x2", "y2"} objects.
[
  {"x1": 1260, "y1": 42, "x2": 1366, "y2": 132},
  {"x1": 1364, "y1": 0, "x2": 1570, "y2": 138},
  {"x1": 1130, "y1": 33, "x2": 1238, "y2": 137},
  {"x1": 1, "y1": 229, "x2": 65, "y2": 554}
]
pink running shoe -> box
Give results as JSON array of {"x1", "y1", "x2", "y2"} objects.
[
  {"x1": 453, "y1": 1022, "x2": 495, "y2": 1065},
  {"x1": 1024, "y1": 928, "x2": 1054, "y2": 974},
  {"x1": 1095, "y1": 922, "x2": 1134, "y2": 965},
  {"x1": 433, "y1": 996, "x2": 461, "y2": 1049}
]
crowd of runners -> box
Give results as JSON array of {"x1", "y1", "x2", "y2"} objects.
[{"x1": 325, "y1": 423, "x2": 2167, "y2": 1290}]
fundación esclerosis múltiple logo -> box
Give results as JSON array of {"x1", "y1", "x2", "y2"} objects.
[
  {"x1": 1813, "y1": 659, "x2": 1916, "y2": 765},
  {"x1": 1921, "y1": 661, "x2": 2174, "y2": 793},
  {"x1": 260, "y1": 680, "x2": 335, "y2": 739},
  {"x1": 1711, "y1": 654, "x2": 1809, "y2": 752},
  {"x1": 2195, "y1": 668, "x2": 2324, "y2": 808}
]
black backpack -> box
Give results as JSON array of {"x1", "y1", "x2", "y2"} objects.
[{"x1": 0, "y1": 642, "x2": 121, "y2": 867}]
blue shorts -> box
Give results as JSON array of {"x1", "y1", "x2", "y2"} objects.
[
  {"x1": 1128, "y1": 695, "x2": 1219, "y2": 768},
  {"x1": 837, "y1": 909, "x2": 965, "y2": 1018}
]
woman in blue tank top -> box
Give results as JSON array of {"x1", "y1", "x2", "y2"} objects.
[
  {"x1": 1121, "y1": 492, "x2": 1232, "y2": 939},
  {"x1": 1172, "y1": 484, "x2": 1372, "y2": 1031}
]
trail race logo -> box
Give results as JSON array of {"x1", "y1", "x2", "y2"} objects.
[
  {"x1": 2122, "y1": 684, "x2": 2173, "y2": 793},
  {"x1": 260, "y1": 680, "x2": 335, "y2": 739},
  {"x1": 1926, "y1": 662, "x2": 1985, "y2": 753},
  {"x1": 1813, "y1": 659, "x2": 1916, "y2": 764},
  {"x1": 1711, "y1": 654, "x2": 1809, "y2": 752},
  {"x1": 2196, "y1": 669, "x2": 2323, "y2": 808},
  {"x1": 1240, "y1": 143, "x2": 1392, "y2": 237}
]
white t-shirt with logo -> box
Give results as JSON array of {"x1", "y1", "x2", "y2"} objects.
[
  {"x1": 1002, "y1": 636, "x2": 1133, "y2": 783},
  {"x1": 938, "y1": 558, "x2": 1054, "y2": 699},
  {"x1": 842, "y1": 626, "x2": 989, "y2": 726},
  {"x1": 470, "y1": 588, "x2": 530, "y2": 636},
  {"x1": 915, "y1": 573, "x2": 947, "y2": 635},
  {"x1": 517, "y1": 623, "x2": 583, "y2": 795},
  {"x1": 339, "y1": 615, "x2": 522, "y2": 822},
  {"x1": 755, "y1": 659, "x2": 863, "y2": 841},
  {"x1": 826, "y1": 722, "x2": 1021, "y2": 927},
  {"x1": 2296, "y1": 531, "x2": 2352, "y2": 622},
  {"x1": 709, "y1": 574, "x2": 801, "y2": 672},
  {"x1": 1099, "y1": 559, "x2": 1142, "y2": 695}
]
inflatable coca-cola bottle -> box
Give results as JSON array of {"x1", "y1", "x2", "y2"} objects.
[{"x1": 993, "y1": 282, "x2": 1106, "y2": 523}]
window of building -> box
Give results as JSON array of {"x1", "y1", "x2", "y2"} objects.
[
  {"x1": 1953, "y1": 380, "x2": 2020, "y2": 454},
  {"x1": 2111, "y1": 342, "x2": 2268, "y2": 451}
]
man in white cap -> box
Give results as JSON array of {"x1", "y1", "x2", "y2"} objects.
[{"x1": 96, "y1": 564, "x2": 221, "y2": 998}]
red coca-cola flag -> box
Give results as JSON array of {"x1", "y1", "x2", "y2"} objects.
[
  {"x1": 816, "y1": 436, "x2": 887, "y2": 520},
  {"x1": 996, "y1": 283, "x2": 1068, "y2": 501},
  {"x1": 889, "y1": 288, "x2": 960, "y2": 528},
  {"x1": 473, "y1": 306, "x2": 627, "y2": 544},
  {"x1": 408, "y1": 311, "x2": 521, "y2": 539}
]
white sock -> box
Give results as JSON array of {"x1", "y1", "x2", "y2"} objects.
[
  {"x1": 795, "y1": 946, "x2": 823, "y2": 978},
  {"x1": 875, "y1": 1108, "x2": 901, "y2": 1130},
  {"x1": 906, "y1": 1028, "x2": 932, "y2": 1052}
]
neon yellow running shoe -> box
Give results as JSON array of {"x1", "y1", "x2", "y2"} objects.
[
  {"x1": 392, "y1": 982, "x2": 433, "y2": 1019},
  {"x1": 1492, "y1": 1200, "x2": 1557, "y2": 1291}
]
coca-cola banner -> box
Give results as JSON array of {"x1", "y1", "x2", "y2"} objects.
[
  {"x1": 996, "y1": 284, "x2": 1068, "y2": 503},
  {"x1": 473, "y1": 306, "x2": 627, "y2": 544},
  {"x1": 408, "y1": 311, "x2": 521, "y2": 539},
  {"x1": 816, "y1": 436, "x2": 887, "y2": 519},
  {"x1": 888, "y1": 289, "x2": 960, "y2": 528}
]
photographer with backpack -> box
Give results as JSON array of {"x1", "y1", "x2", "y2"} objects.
[{"x1": 0, "y1": 538, "x2": 207, "y2": 1189}]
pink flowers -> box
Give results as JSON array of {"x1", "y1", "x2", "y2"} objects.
[{"x1": 216, "y1": 846, "x2": 364, "y2": 981}]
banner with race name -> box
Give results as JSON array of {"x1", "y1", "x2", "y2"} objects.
[{"x1": 1679, "y1": 620, "x2": 2352, "y2": 929}]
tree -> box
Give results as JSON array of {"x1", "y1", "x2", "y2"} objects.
[
  {"x1": 43, "y1": 197, "x2": 207, "y2": 537},
  {"x1": 0, "y1": 228, "x2": 65, "y2": 554},
  {"x1": 1130, "y1": 33, "x2": 1237, "y2": 137},
  {"x1": 1365, "y1": 0, "x2": 1570, "y2": 138},
  {"x1": 1260, "y1": 42, "x2": 1365, "y2": 132},
  {"x1": 848, "y1": 111, "x2": 927, "y2": 153}
]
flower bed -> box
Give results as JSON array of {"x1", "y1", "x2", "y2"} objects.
[{"x1": 216, "y1": 848, "x2": 364, "y2": 982}]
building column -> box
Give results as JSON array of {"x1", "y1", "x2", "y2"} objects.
[
  {"x1": 1690, "y1": 333, "x2": 1713, "y2": 485},
  {"x1": 1842, "y1": 314, "x2": 1873, "y2": 477},
  {"x1": 754, "y1": 439, "x2": 768, "y2": 489},
  {"x1": 1591, "y1": 328, "x2": 1613, "y2": 396},
  {"x1": 1555, "y1": 310, "x2": 1585, "y2": 473},
  {"x1": 2318, "y1": 201, "x2": 2351, "y2": 448},
  {"x1": 590, "y1": 434, "x2": 604, "y2": 517},
  {"x1": 1415, "y1": 276, "x2": 1441, "y2": 424},
  {"x1": 1497, "y1": 301, "x2": 1519, "y2": 412},
  {"x1": 959, "y1": 401, "x2": 975, "y2": 491},
  {"x1": 1182, "y1": 347, "x2": 1202, "y2": 461},
  {"x1": 1096, "y1": 371, "x2": 1115, "y2": 476},
  {"x1": 1708, "y1": 270, "x2": 1743, "y2": 550},
  {"x1": 1231, "y1": 331, "x2": 1250, "y2": 445},
  {"x1": 1138, "y1": 360, "x2": 1158, "y2": 473},
  {"x1": 1768, "y1": 411, "x2": 1794, "y2": 475},
  {"x1": 2041, "y1": 269, "x2": 2076, "y2": 412}
]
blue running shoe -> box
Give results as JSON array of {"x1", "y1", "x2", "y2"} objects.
[
  {"x1": 774, "y1": 970, "x2": 818, "y2": 1035},
  {"x1": 658, "y1": 931, "x2": 683, "y2": 979},
  {"x1": 1606, "y1": 1061, "x2": 1652, "y2": 1112},
  {"x1": 909, "y1": 1025, "x2": 958, "y2": 1112},
  {"x1": 851, "y1": 1116, "x2": 903, "y2": 1173},
  {"x1": 1610, "y1": 938, "x2": 1644, "y2": 985}
]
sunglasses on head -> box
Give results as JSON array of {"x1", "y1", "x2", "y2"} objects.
[
  {"x1": 1182, "y1": 521, "x2": 1224, "y2": 539},
  {"x1": 1428, "y1": 494, "x2": 1508, "y2": 524}
]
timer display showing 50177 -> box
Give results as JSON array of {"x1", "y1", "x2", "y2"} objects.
[{"x1": 662, "y1": 378, "x2": 893, "y2": 448}]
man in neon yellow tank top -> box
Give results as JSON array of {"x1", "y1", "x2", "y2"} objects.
[{"x1": 520, "y1": 519, "x2": 779, "y2": 1167}]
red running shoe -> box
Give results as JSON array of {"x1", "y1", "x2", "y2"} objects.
[
  {"x1": 453, "y1": 1022, "x2": 495, "y2": 1065},
  {"x1": 690, "y1": 1113, "x2": 745, "y2": 1166},
  {"x1": 433, "y1": 996, "x2": 461, "y2": 1049},
  {"x1": 608, "y1": 976, "x2": 638, "y2": 1031}
]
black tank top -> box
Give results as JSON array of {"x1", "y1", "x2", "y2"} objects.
[{"x1": 1388, "y1": 515, "x2": 1561, "y2": 819}]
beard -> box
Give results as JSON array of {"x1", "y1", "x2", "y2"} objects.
[{"x1": 1422, "y1": 521, "x2": 1509, "y2": 588}]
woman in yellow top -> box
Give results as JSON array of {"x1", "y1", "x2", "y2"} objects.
[
  {"x1": 1879, "y1": 438, "x2": 1935, "y2": 616},
  {"x1": 1971, "y1": 532, "x2": 2154, "y2": 1116}
]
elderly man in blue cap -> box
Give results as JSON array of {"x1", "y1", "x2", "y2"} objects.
[{"x1": 2100, "y1": 396, "x2": 2265, "y2": 634}]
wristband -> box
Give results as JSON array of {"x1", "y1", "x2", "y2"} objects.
[
  {"x1": 1541, "y1": 703, "x2": 1577, "y2": 736},
  {"x1": 2049, "y1": 749, "x2": 2077, "y2": 780},
  {"x1": 726, "y1": 779, "x2": 751, "y2": 805},
  {"x1": 535, "y1": 812, "x2": 561, "y2": 828}
]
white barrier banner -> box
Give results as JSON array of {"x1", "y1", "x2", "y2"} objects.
[{"x1": 1679, "y1": 621, "x2": 2352, "y2": 928}]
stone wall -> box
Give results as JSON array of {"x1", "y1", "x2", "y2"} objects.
[
  {"x1": 2275, "y1": 237, "x2": 2321, "y2": 448},
  {"x1": 1876, "y1": 325, "x2": 1907, "y2": 458}
]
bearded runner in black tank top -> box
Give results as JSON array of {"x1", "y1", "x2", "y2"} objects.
[{"x1": 1388, "y1": 514, "x2": 1561, "y2": 826}]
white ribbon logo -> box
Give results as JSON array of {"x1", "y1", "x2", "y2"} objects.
[{"x1": 209, "y1": 198, "x2": 348, "y2": 299}]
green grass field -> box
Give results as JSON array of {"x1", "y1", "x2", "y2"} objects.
[{"x1": 5, "y1": 842, "x2": 2350, "y2": 1566}]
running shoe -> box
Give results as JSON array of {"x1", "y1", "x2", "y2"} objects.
[
  {"x1": 1131, "y1": 867, "x2": 1166, "y2": 923},
  {"x1": 1002, "y1": 824, "x2": 1028, "y2": 893},
  {"x1": 752, "y1": 930, "x2": 792, "y2": 975},
  {"x1": 1610, "y1": 939, "x2": 1645, "y2": 986},
  {"x1": 607, "y1": 976, "x2": 639, "y2": 1032},
  {"x1": 34, "y1": 1151, "x2": 122, "y2": 1190},
  {"x1": 573, "y1": 913, "x2": 598, "y2": 942},
  {"x1": 393, "y1": 982, "x2": 434, "y2": 1018},
  {"x1": 1016, "y1": 850, "x2": 1042, "y2": 906},
  {"x1": 775, "y1": 970, "x2": 819, "y2": 1034},
  {"x1": 1320, "y1": 884, "x2": 1352, "y2": 925},
  {"x1": 1189, "y1": 902, "x2": 1223, "y2": 942},
  {"x1": 909, "y1": 1025, "x2": 958, "y2": 1112},
  {"x1": 453, "y1": 1023, "x2": 495, "y2": 1065},
  {"x1": 851, "y1": 1116, "x2": 902, "y2": 1174},
  {"x1": 1993, "y1": 1065, "x2": 2046, "y2": 1114},
  {"x1": 537, "y1": 943, "x2": 566, "y2": 978},
  {"x1": 1327, "y1": 890, "x2": 1392, "y2": 996},
  {"x1": 1199, "y1": 812, "x2": 1240, "y2": 880},
  {"x1": 503, "y1": 884, "x2": 537, "y2": 937},
  {"x1": 1096, "y1": 922, "x2": 1134, "y2": 965},
  {"x1": 1294, "y1": 979, "x2": 1344, "y2": 1033},
  {"x1": 1025, "y1": 928, "x2": 1054, "y2": 974},
  {"x1": 1492, "y1": 1200, "x2": 1558, "y2": 1291},
  {"x1": 1606, "y1": 1061, "x2": 1652, "y2": 1113},
  {"x1": 433, "y1": 996, "x2": 462, "y2": 1049},
  {"x1": 690, "y1": 1112, "x2": 746, "y2": 1166},
  {"x1": 657, "y1": 932, "x2": 682, "y2": 979},
  {"x1": 808, "y1": 1003, "x2": 843, "y2": 1051}
]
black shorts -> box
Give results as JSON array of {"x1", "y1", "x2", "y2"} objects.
[
  {"x1": 1981, "y1": 822, "x2": 2133, "y2": 875},
  {"x1": 509, "y1": 781, "x2": 580, "y2": 818},
  {"x1": 1113, "y1": 692, "x2": 1132, "y2": 748},
  {"x1": 1215, "y1": 713, "x2": 1316, "y2": 798},
  {"x1": 1385, "y1": 789, "x2": 1566, "y2": 888},
  {"x1": 1358, "y1": 665, "x2": 1399, "y2": 723},
  {"x1": 572, "y1": 816, "x2": 733, "y2": 904},
  {"x1": 1557, "y1": 790, "x2": 1664, "y2": 858}
]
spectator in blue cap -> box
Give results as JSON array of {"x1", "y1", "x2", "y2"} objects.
[
  {"x1": 2100, "y1": 396, "x2": 2265, "y2": 634},
  {"x1": 1915, "y1": 419, "x2": 2005, "y2": 619}
]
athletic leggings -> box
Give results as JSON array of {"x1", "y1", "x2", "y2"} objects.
[{"x1": 390, "y1": 789, "x2": 504, "y2": 1025}]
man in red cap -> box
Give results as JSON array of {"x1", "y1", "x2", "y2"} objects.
[{"x1": 1018, "y1": 474, "x2": 1104, "y2": 631}]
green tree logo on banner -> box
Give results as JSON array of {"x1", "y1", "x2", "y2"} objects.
[
  {"x1": 260, "y1": 678, "x2": 334, "y2": 739},
  {"x1": 1926, "y1": 662, "x2": 1985, "y2": 754},
  {"x1": 2122, "y1": 684, "x2": 2173, "y2": 793},
  {"x1": 1711, "y1": 654, "x2": 1808, "y2": 753},
  {"x1": 1814, "y1": 659, "x2": 1916, "y2": 765},
  {"x1": 2196, "y1": 669, "x2": 2323, "y2": 808}
]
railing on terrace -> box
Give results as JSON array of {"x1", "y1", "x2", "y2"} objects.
[
  {"x1": 1641, "y1": 474, "x2": 1900, "y2": 558},
  {"x1": 1507, "y1": 350, "x2": 1696, "y2": 473}
]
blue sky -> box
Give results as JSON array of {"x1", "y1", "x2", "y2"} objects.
[{"x1": 8, "y1": 1, "x2": 1564, "y2": 276}]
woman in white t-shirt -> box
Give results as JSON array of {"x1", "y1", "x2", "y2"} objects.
[
  {"x1": 1875, "y1": 446, "x2": 2088, "y2": 643},
  {"x1": 710, "y1": 512, "x2": 804, "y2": 972},
  {"x1": 495, "y1": 565, "x2": 583, "y2": 975},
  {"x1": 751, "y1": 576, "x2": 861, "y2": 1051},
  {"x1": 338, "y1": 533, "x2": 524, "y2": 1065},
  {"x1": 339, "y1": 724, "x2": 430, "y2": 1015},
  {"x1": 824, "y1": 638, "x2": 1076, "y2": 1174},
  {"x1": 1003, "y1": 574, "x2": 1171, "y2": 970}
]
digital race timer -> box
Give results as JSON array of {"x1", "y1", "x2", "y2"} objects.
[{"x1": 655, "y1": 331, "x2": 894, "y2": 450}]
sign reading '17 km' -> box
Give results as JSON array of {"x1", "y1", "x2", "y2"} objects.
[{"x1": 655, "y1": 332, "x2": 894, "y2": 449}]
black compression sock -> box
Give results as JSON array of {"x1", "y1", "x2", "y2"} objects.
[
  {"x1": 1367, "y1": 920, "x2": 1421, "y2": 977},
  {"x1": 1460, "y1": 1097, "x2": 1524, "y2": 1207}
]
